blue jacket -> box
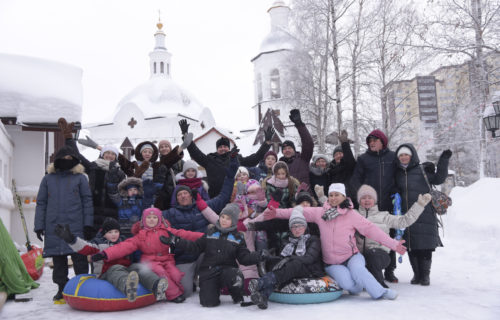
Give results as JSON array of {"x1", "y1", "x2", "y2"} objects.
[
  {"x1": 162, "y1": 174, "x2": 235, "y2": 264},
  {"x1": 35, "y1": 163, "x2": 93, "y2": 257}
]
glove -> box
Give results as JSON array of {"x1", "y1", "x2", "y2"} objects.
[
  {"x1": 289, "y1": 109, "x2": 304, "y2": 126},
  {"x1": 58, "y1": 117, "x2": 75, "y2": 139},
  {"x1": 258, "y1": 249, "x2": 277, "y2": 262},
  {"x1": 35, "y1": 229, "x2": 44, "y2": 242},
  {"x1": 264, "y1": 206, "x2": 277, "y2": 220},
  {"x1": 159, "y1": 232, "x2": 178, "y2": 246},
  {"x1": 296, "y1": 182, "x2": 309, "y2": 194},
  {"x1": 54, "y1": 224, "x2": 76, "y2": 244},
  {"x1": 153, "y1": 165, "x2": 168, "y2": 183},
  {"x1": 226, "y1": 156, "x2": 239, "y2": 178},
  {"x1": 417, "y1": 193, "x2": 432, "y2": 206},
  {"x1": 338, "y1": 130, "x2": 349, "y2": 143},
  {"x1": 272, "y1": 257, "x2": 291, "y2": 271},
  {"x1": 196, "y1": 193, "x2": 208, "y2": 211},
  {"x1": 441, "y1": 149, "x2": 452, "y2": 159},
  {"x1": 107, "y1": 166, "x2": 125, "y2": 184},
  {"x1": 236, "y1": 181, "x2": 246, "y2": 196},
  {"x1": 179, "y1": 119, "x2": 190, "y2": 134},
  {"x1": 314, "y1": 184, "x2": 325, "y2": 199},
  {"x1": 180, "y1": 132, "x2": 193, "y2": 149},
  {"x1": 395, "y1": 239, "x2": 407, "y2": 255},
  {"x1": 134, "y1": 161, "x2": 150, "y2": 178},
  {"x1": 230, "y1": 145, "x2": 240, "y2": 158},
  {"x1": 264, "y1": 126, "x2": 275, "y2": 142},
  {"x1": 78, "y1": 135, "x2": 99, "y2": 149},
  {"x1": 91, "y1": 251, "x2": 107, "y2": 262},
  {"x1": 83, "y1": 226, "x2": 93, "y2": 240}
]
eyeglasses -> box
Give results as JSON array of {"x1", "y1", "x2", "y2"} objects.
[{"x1": 290, "y1": 224, "x2": 306, "y2": 229}]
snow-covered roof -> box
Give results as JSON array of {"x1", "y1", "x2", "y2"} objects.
[
  {"x1": 0, "y1": 53, "x2": 83, "y2": 123},
  {"x1": 259, "y1": 28, "x2": 299, "y2": 54},
  {"x1": 113, "y1": 76, "x2": 211, "y2": 122}
]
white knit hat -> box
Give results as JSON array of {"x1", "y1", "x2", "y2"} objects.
[
  {"x1": 100, "y1": 145, "x2": 119, "y2": 158},
  {"x1": 397, "y1": 146, "x2": 412, "y2": 157},
  {"x1": 235, "y1": 166, "x2": 249, "y2": 178},
  {"x1": 289, "y1": 206, "x2": 307, "y2": 229},
  {"x1": 182, "y1": 160, "x2": 198, "y2": 175},
  {"x1": 328, "y1": 183, "x2": 346, "y2": 197}
]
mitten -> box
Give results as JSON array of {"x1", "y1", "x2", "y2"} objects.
[
  {"x1": 78, "y1": 135, "x2": 99, "y2": 149},
  {"x1": 264, "y1": 126, "x2": 275, "y2": 142},
  {"x1": 338, "y1": 130, "x2": 349, "y2": 143},
  {"x1": 269, "y1": 188, "x2": 283, "y2": 209},
  {"x1": 91, "y1": 252, "x2": 107, "y2": 262},
  {"x1": 236, "y1": 181, "x2": 246, "y2": 196},
  {"x1": 107, "y1": 166, "x2": 124, "y2": 184},
  {"x1": 57, "y1": 117, "x2": 75, "y2": 139},
  {"x1": 441, "y1": 149, "x2": 452, "y2": 159},
  {"x1": 296, "y1": 182, "x2": 309, "y2": 194},
  {"x1": 35, "y1": 230, "x2": 44, "y2": 242},
  {"x1": 159, "y1": 232, "x2": 178, "y2": 246},
  {"x1": 54, "y1": 224, "x2": 76, "y2": 244},
  {"x1": 417, "y1": 193, "x2": 432, "y2": 206},
  {"x1": 264, "y1": 206, "x2": 277, "y2": 220},
  {"x1": 134, "y1": 161, "x2": 150, "y2": 178},
  {"x1": 289, "y1": 109, "x2": 304, "y2": 126},
  {"x1": 179, "y1": 119, "x2": 190, "y2": 134},
  {"x1": 314, "y1": 184, "x2": 325, "y2": 199},
  {"x1": 395, "y1": 239, "x2": 407, "y2": 255},
  {"x1": 83, "y1": 226, "x2": 93, "y2": 240},
  {"x1": 196, "y1": 193, "x2": 208, "y2": 211},
  {"x1": 181, "y1": 132, "x2": 193, "y2": 149},
  {"x1": 230, "y1": 145, "x2": 240, "y2": 158}
]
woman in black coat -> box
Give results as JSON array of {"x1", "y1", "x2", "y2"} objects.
[{"x1": 394, "y1": 143, "x2": 452, "y2": 286}]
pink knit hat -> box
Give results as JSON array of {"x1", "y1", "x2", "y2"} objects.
[
  {"x1": 142, "y1": 207, "x2": 163, "y2": 229},
  {"x1": 357, "y1": 184, "x2": 378, "y2": 203}
]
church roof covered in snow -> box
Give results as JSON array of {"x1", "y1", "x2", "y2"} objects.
[{"x1": 0, "y1": 53, "x2": 83, "y2": 123}]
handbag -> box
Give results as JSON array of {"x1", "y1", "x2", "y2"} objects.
[{"x1": 419, "y1": 165, "x2": 452, "y2": 215}]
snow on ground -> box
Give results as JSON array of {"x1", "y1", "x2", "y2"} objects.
[{"x1": 2, "y1": 179, "x2": 500, "y2": 320}]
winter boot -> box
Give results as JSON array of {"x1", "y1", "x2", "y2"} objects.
[
  {"x1": 384, "y1": 269, "x2": 399, "y2": 283},
  {"x1": 409, "y1": 254, "x2": 420, "y2": 285},
  {"x1": 152, "y1": 278, "x2": 168, "y2": 301},
  {"x1": 125, "y1": 271, "x2": 139, "y2": 302},
  {"x1": 249, "y1": 272, "x2": 277, "y2": 310},
  {"x1": 52, "y1": 284, "x2": 65, "y2": 304},
  {"x1": 170, "y1": 295, "x2": 186, "y2": 303},
  {"x1": 419, "y1": 257, "x2": 432, "y2": 286},
  {"x1": 230, "y1": 270, "x2": 244, "y2": 304}
]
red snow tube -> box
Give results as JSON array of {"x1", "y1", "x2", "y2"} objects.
[{"x1": 63, "y1": 274, "x2": 156, "y2": 312}]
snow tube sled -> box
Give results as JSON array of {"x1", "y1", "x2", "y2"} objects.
[
  {"x1": 63, "y1": 274, "x2": 156, "y2": 311},
  {"x1": 269, "y1": 276, "x2": 342, "y2": 304}
]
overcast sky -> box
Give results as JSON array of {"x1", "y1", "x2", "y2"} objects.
[{"x1": 0, "y1": 0, "x2": 274, "y2": 132}]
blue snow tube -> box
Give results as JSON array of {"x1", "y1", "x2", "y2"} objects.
[
  {"x1": 63, "y1": 274, "x2": 156, "y2": 311},
  {"x1": 269, "y1": 276, "x2": 342, "y2": 304}
]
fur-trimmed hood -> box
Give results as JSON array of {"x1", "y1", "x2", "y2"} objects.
[
  {"x1": 118, "y1": 177, "x2": 144, "y2": 197},
  {"x1": 47, "y1": 163, "x2": 85, "y2": 175}
]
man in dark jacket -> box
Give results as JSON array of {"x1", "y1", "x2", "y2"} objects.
[
  {"x1": 279, "y1": 109, "x2": 314, "y2": 188},
  {"x1": 162, "y1": 153, "x2": 239, "y2": 297},
  {"x1": 350, "y1": 129, "x2": 398, "y2": 283},
  {"x1": 180, "y1": 119, "x2": 274, "y2": 198},
  {"x1": 327, "y1": 130, "x2": 357, "y2": 206}
]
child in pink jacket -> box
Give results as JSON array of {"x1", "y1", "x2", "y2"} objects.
[
  {"x1": 264, "y1": 183, "x2": 407, "y2": 300},
  {"x1": 92, "y1": 208, "x2": 203, "y2": 303}
]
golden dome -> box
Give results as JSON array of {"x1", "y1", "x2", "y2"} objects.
[{"x1": 156, "y1": 22, "x2": 163, "y2": 30}]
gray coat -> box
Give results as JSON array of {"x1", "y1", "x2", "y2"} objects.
[{"x1": 34, "y1": 163, "x2": 93, "y2": 257}]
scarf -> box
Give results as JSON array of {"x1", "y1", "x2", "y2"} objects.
[
  {"x1": 215, "y1": 222, "x2": 237, "y2": 233},
  {"x1": 179, "y1": 178, "x2": 203, "y2": 189},
  {"x1": 280, "y1": 234, "x2": 311, "y2": 257},
  {"x1": 95, "y1": 158, "x2": 111, "y2": 171},
  {"x1": 267, "y1": 176, "x2": 289, "y2": 188},
  {"x1": 322, "y1": 206, "x2": 341, "y2": 221}
]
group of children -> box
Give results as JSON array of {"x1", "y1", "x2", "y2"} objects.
[{"x1": 32, "y1": 116, "x2": 442, "y2": 310}]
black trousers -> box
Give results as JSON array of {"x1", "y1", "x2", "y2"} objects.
[
  {"x1": 198, "y1": 266, "x2": 242, "y2": 307},
  {"x1": 386, "y1": 229, "x2": 397, "y2": 272},
  {"x1": 364, "y1": 248, "x2": 391, "y2": 286},
  {"x1": 52, "y1": 253, "x2": 89, "y2": 287},
  {"x1": 273, "y1": 258, "x2": 316, "y2": 286}
]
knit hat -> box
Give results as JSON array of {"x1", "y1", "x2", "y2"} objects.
[
  {"x1": 100, "y1": 145, "x2": 119, "y2": 158},
  {"x1": 216, "y1": 137, "x2": 230, "y2": 149},
  {"x1": 217, "y1": 203, "x2": 240, "y2": 232},
  {"x1": 281, "y1": 140, "x2": 296, "y2": 151},
  {"x1": 182, "y1": 160, "x2": 198, "y2": 175},
  {"x1": 312, "y1": 154, "x2": 330, "y2": 164},
  {"x1": 140, "y1": 144, "x2": 154, "y2": 154},
  {"x1": 235, "y1": 166, "x2": 249, "y2": 178},
  {"x1": 328, "y1": 183, "x2": 346, "y2": 197},
  {"x1": 101, "y1": 218, "x2": 120, "y2": 234},
  {"x1": 397, "y1": 146, "x2": 413, "y2": 157},
  {"x1": 175, "y1": 185, "x2": 193, "y2": 198},
  {"x1": 289, "y1": 206, "x2": 307, "y2": 229},
  {"x1": 357, "y1": 184, "x2": 378, "y2": 203},
  {"x1": 296, "y1": 191, "x2": 314, "y2": 206},
  {"x1": 141, "y1": 207, "x2": 163, "y2": 229},
  {"x1": 366, "y1": 129, "x2": 388, "y2": 149},
  {"x1": 158, "y1": 140, "x2": 172, "y2": 151},
  {"x1": 272, "y1": 161, "x2": 289, "y2": 176},
  {"x1": 333, "y1": 146, "x2": 343, "y2": 156},
  {"x1": 264, "y1": 150, "x2": 278, "y2": 161}
]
